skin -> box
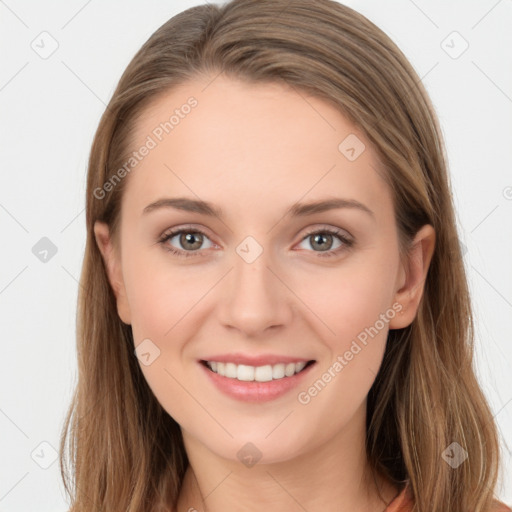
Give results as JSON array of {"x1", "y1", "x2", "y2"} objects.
[{"x1": 95, "y1": 74, "x2": 435, "y2": 511}]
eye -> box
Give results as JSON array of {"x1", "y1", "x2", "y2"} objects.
[
  {"x1": 158, "y1": 225, "x2": 215, "y2": 258},
  {"x1": 296, "y1": 227, "x2": 353, "y2": 258}
]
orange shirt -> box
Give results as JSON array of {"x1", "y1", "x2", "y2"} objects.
[{"x1": 384, "y1": 482, "x2": 512, "y2": 512}]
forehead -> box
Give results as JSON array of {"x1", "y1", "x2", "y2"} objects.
[{"x1": 121, "y1": 74, "x2": 391, "y2": 222}]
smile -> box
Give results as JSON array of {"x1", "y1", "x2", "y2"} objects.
[
  {"x1": 199, "y1": 359, "x2": 317, "y2": 402},
  {"x1": 203, "y1": 360, "x2": 315, "y2": 382}
]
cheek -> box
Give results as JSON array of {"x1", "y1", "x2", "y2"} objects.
[
  {"x1": 124, "y1": 262, "x2": 202, "y2": 423},
  {"x1": 294, "y1": 270, "x2": 395, "y2": 428},
  {"x1": 123, "y1": 250, "x2": 206, "y2": 341},
  {"x1": 302, "y1": 258, "x2": 397, "y2": 343},
  {"x1": 295, "y1": 256, "x2": 398, "y2": 412}
]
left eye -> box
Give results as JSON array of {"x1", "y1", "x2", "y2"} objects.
[
  {"x1": 158, "y1": 226, "x2": 353, "y2": 259},
  {"x1": 297, "y1": 229, "x2": 349, "y2": 253}
]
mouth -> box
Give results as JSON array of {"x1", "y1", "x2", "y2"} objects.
[
  {"x1": 200, "y1": 359, "x2": 316, "y2": 382},
  {"x1": 199, "y1": 357, "x2": 317, "y2": 403}
]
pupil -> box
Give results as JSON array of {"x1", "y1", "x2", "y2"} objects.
[
  {"x1": 183, "y1": 232, "x2": 202, "y2": 249},
  {"x1": 313, "y1": 233, "x2": 331, "y2": 250}
]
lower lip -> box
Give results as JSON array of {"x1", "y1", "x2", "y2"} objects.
[{"x1": 199, "y1": 361, "x2": 316, "y2": 403}]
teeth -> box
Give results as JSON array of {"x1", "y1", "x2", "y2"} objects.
[{"x1": 206, "y1": 360, "x2": 309, "y2": 382}]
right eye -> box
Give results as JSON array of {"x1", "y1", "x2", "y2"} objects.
[{"x1": 158, "y1": 226, "x2": 216, "y2": 258}]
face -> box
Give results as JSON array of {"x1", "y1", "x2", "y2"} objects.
[{"x1": 95, "y1": 74, "x2": 434, "y2": 465}]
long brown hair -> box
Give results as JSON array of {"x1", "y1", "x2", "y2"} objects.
[{"x1": 59, "y1": 1, "x2": 507, "y2": 510}]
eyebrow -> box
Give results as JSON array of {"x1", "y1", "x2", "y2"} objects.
[{"x1": 142, "y1": 196, "x2": 374, "y2": 219}]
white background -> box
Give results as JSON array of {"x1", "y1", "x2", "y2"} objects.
[{"x1": 0, "y1": 0, "x2": 511, "y2": 510}]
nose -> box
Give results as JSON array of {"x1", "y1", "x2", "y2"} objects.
[{"x1": 217, "y1": 240, "x2": 293, "y2": 337}]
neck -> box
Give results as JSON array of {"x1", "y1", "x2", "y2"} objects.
[{"x1": 175, "y1": 402, "x2": 399, "y2": 512}]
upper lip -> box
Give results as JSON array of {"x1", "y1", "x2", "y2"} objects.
[{"x1": 200, "y1": 353, "x2": 315, "y2": 366}]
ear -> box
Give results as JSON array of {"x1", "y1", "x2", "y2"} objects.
[
  {"x1": 388, "y1": 224, "x2": 436, "y2": 329},
  {"x1": 93, "y1": 221, "x2": 131, "y2": 325}
]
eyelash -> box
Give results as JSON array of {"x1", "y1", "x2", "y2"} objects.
[{"x1": 157, "y1": 225, "x2": 354, "y2": 259}]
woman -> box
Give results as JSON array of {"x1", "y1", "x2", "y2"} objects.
[{"x1": 59, "y1": 1, "x2": 511, "y2": 511}]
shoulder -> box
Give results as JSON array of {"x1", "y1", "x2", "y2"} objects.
[
  {"x1": 384, "y1": 488, "x2": 512, "y2": 512},
  {"x1": 492, "y1": 501, "x2": 512, "y2": 512}
]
